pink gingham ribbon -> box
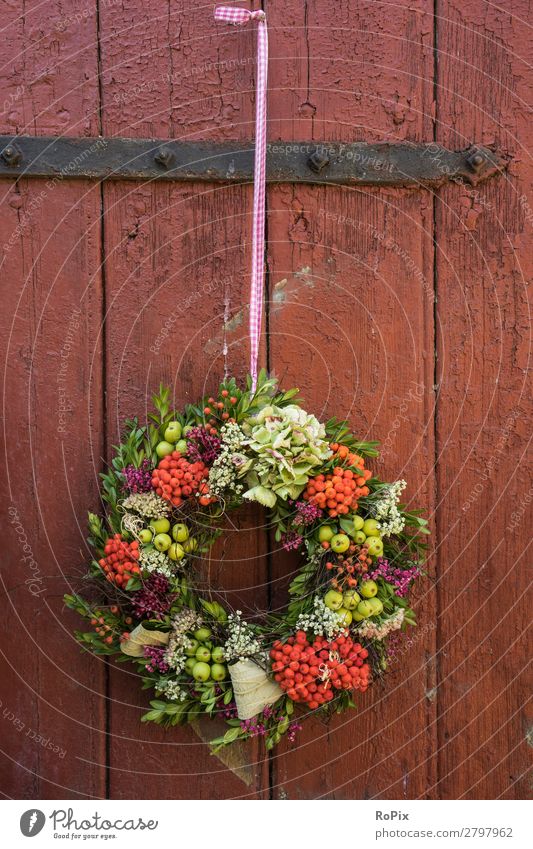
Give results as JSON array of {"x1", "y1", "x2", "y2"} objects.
[{"x1": 214, "y1": 5, "x2": 268, "y2": 391}]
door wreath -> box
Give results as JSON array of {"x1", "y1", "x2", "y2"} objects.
[{"x1": 65, "y1": 372, "x2": 428, "y2": 750}]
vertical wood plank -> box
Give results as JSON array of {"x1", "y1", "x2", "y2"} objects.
[
  {"x1": 0, "y1": 2, "x2": 104, "y2": 797},
  {"x1": 266, "y1": 0, "x2": 438, "y2": 799},
  {"x1": 435, "y1": 0, "x2": 532, "y2": 799},
  {"x1": 98, "y1": 0, "x2": 269, "y2": 798}
]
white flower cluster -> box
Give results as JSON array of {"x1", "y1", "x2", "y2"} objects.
[
  {"x1": 373, "y1": 480, "x2": 407, "y2": 537},
  {"x1": 224, "y1": 610, "x2": 261, "y2": 662},
  {"x1": 208, "y1": 423, "x2": 247, "y2": 498},
  {"x1": 165, "y1": 609, "x2": 203, "y2": 671},
  {"x1": 295, "y1": 596, "x2": 344, "y2": 641},
  {"x1": 139, "y1": 548, "x2": 174, "y2": 578},
  {"x1": 156, "y1": 677, "x2": 188, "y2": 702},
  {"x1": 356, "y1": 608, "x2": 404, "y2": 640},
  {"x1": 122, "y1": 491, "x2": 170, "y2": 520}
]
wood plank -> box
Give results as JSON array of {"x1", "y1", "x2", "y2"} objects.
[
  {"x1": 267, "y1": 0, "x2": 438, "y2": 799},
  {"x1": 435, "y1": 0, "x2": 532, "y2": 799},
  {"x1": 98, "y1": 0, "x2": 269, "y2": 798},
  {"x1": 0, "y1": 2, "x2": 104, "y2": 799}
]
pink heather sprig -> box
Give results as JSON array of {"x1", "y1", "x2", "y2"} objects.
[
  {"x1": 292, "y1": 499, "x2": 324, "y2": 526},
  {"x1": 131, "y1": 573, "x2": 176, "y2": 620},
  {"x1": 369, "y1": 557, "x2": 420, "y2": 597},
  {"x1": 123, "y1": 459, "x2": 153, "y2": 493},
  {"x1": 281, "y1": 530, "x2": 303, "y2": 551},
  {"x1": 186, "y1": 426, "x2": 222, "y2": 464},
  {"x1": 143, "y1": 645, "x2": 169, "y2": 673}
]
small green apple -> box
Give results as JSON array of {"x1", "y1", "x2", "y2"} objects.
[
  {"x1": 330, "y1": 533, "x2": 350, "y2": 553},
  {"x1": 366, "y1": 597, "x2": 383, "y2": 616},
  {"x1": 172, "y1": 523, "x2": 189, "y2": 543},
  {"x1": 211, "y1": 646, "x2": 225, "y2": 664},
  {"x1": 138, "y1": 529, "x2": 153, "y2": 543},
  {"x1": 182, "y1": 425, "x2": 193, "y2": 436},
  {"x1": 353, "y1": 531, "x2": 366, "y2": 544},
  {"x1": 185, "y1": 638, "x2": 199, "y2": 657},
  {"x1": 342, "y1": 590, "x2": 361, "y2": 610},
  {"x1": 352, "y1": 515, "x2": 364, "y2": 532},
  {"x1": 336, "y1": 607, "x2": 352, "y2": 627},
  {"x1": 317, "y1": 525, "x2": 336, "y2": 542},
  {"x1": 164, "y1": 421, "x2": 182, "y2": 443},
  {"x1": 195, "y1": 646, "x2": 211, "y2": 663},
  {"x1": 150, "y1": 518, "x2": 170, "y2": 534},
  {"x1": 356, "y1": 600, "x2": 374, "y2": 618},
  {"x1": 194, "y1": 627, "x2": 212, "y2": 642},
  {"x1": 168, "y1": 542, "x2": 185, "y2": 561},
  {"x1": 175, "y1": 439, "x2": 188, "y2": 454},
  {"x1": 183, "y1": 537, "x2": 198, "y2": 553},
  {"x1": 156, "y1": 441, "x2": 174, "y2": 459},
  {"x1": 360, "y1": 580, "x2": 378, "y2": 598},
  {"x1": 324, "y1": 589, "x2": 344, "y2": 611},
  {"x1": 362, "y1": 519, "x2": 380, "y2": 537},
  {"x1": 210, "y1": 663, "x2": 227, "y2": 682},
  {"x1": 366, "y1": 536, "x2": 384, "y2": 557},
  {"x1": 192, "y1": 661, "x2": 211, "y2": 682},
  {"x1": 185, "y1": 658, "x2": 197, "y2": 675},
  {"x1": 352, "y1": 610, "x2": 366, "y2": 622},
  {"x1": 153, "y1": 533, "x2": 172, "y2": 552}
]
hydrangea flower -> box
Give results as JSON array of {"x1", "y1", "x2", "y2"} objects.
[{"x1": 241, "y1": 405, "x2": 331, "y2": 507}]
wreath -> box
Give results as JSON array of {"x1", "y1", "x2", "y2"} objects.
[{"x1": 65, "y1": 371, "x2": 428, "y2": 751}]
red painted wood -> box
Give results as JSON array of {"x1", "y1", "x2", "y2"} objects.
[
  {"x1": 435, "y1": 0, "x2": 532, "y2": 799},
  {"x1": 265, "y1": 0, "x2": 438, "y2": 799},
  {"x1": 0, "y1": 2, "x2": 105, "y2": 799},
  {"x1": 98, "y1": 0, "x2": 269, "y2": 799}
]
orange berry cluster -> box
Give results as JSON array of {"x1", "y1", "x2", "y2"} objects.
[
  {"x1": 203, "y1": 389, "x2": 239, "y2": 434},
  {"x1": 99, "y1": 534, "x2": 141, "y2": 587},
  {"x1": 303, "y1": 458, "x2": 372, "y2": 518},
  {"x1": 270, "y1": 631, "x2": 371, "y2": 709},
  {"x1": 151, "y1": 451, "x2": 214, "y2": 508},
  {"x1": 89, "y1": 606, "x2": 132, "y2": 645}
]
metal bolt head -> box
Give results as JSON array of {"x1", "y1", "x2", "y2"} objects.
[
  {"x1": 308, "y1": 148, "x2": 330, "y2": 173},
  {"x1": 154, "y1": 147, "x2": 175, "y2": 169},
  {"x1": 1, "y1": 143, "x2": 22, "y2": 167},
  {"x1": 466, "y1": 149, "x2": 486, "y2": 171}
]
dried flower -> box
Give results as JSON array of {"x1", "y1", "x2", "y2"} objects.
[
  {"x1": 357, "y1": 609, "x2": 404, "y2": 640},
  {"x1": 369, "y1": 557, "x2": 419, "y2": 597},
  {"x1": 122, "y1": 491, "x2": 170, "y2": 520},
  {"x1": 291, "y1": 499, "x2": 323, "y2": 525},
  {"x1": 224, "y1": 611, "x2": 261, "y2": 662},
  {"x1": 208, "y1": 422, "x2": 247, "y2": 498},
  {"x1": 131, "y1": 573, "x2": 176, "y2": 619},
  {"x1": 281, "y1": 530, "x2": 303, "y2": 551},
  {"x1": 165, "y1": 609, "x2": 203, "y2": 671},
  {"x1": 186, "y1": 427, "x2": 222, "y2": 464},
  {"x1": 139, "y1": 548, "x2": 176, "y2": 579},
  {"x1": 143, "y1": 645, "x2": 170, "y2": 673},
  {"x1": 370, "y1": 480, "x2": 407, "y2": 536},
  {"x1": 295, "y1": 596, "x2": 344, "y2": 640},
  {"x1": 155, "y1": 677, "x2": 188, "y2": 702}
]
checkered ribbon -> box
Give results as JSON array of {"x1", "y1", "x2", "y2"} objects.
[{"x1": 214, "y1": 6, "x2": 268, "y2": 391}]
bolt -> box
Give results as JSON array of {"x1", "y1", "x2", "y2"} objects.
[
  {"x1": 307, "y1": 148, "x2": 330, "y2": 173},
  {"x1": 466, "y1": 149, "x2": 486, "y2": 171},
  {"x1": 154, "y1": 147, "x2": 175, "y2": 169},
  {"x1": 1, "y1": 143, "x2": 22, "y2": 167}
]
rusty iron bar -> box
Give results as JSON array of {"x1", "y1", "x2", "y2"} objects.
[{"x1": 0, "y1": 136, "x2": 508, "y2": 187}]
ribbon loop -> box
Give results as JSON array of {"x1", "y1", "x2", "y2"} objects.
[{"x1": 214, "y1": 6, "x2": 268, "y2": 391}]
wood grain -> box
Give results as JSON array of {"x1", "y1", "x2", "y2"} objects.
[
  {"x1": 266, "y1": 0, "x2": 438, "y2": 799},
  {"x1": 0, "y1": 1, "x2": 105, "y2": 799},
  {"x1": 435, "y1": 0, "x2": 532, "y2": 799}
]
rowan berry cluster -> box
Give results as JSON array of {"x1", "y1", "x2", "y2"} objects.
[
  {"x1": 151, "y1": 451, "x2": 214, "y2": 508},
  {"x1": 98, "y1": 534, "x2": 141, "y2": 586},
  {"x1": 270, "y1": 631, "x2": 370, "y2": 709},
  {"x1": 303, "y1": 447, "x2": 372, "y2": 518}
]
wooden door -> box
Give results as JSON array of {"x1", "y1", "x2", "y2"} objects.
[{"x1": 1, "y1": 1, "x2": 530, "y2": 800}]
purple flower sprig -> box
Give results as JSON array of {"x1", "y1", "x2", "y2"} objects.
[
  {"x1": 123, "y1": 459, "x2": 153, "y2": 493},
  {"x1": 186, "y1": 426, "x2": 222, "y2": 464},
  {"x1": 292, "y1": 499, "x2": 324, "y2": 526},
  {"x1": 281, "y1": 531, "x2": 303, "y2": 551},
  {"x1": 131, "y1": 573, "x2": 176, "y2": 620},
  {"x1": 143, "y1": 645, "x2": 169, "y2": 674},
  {"x1": 368, "y1": 557, "x2": 420, "y2": 597}
]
